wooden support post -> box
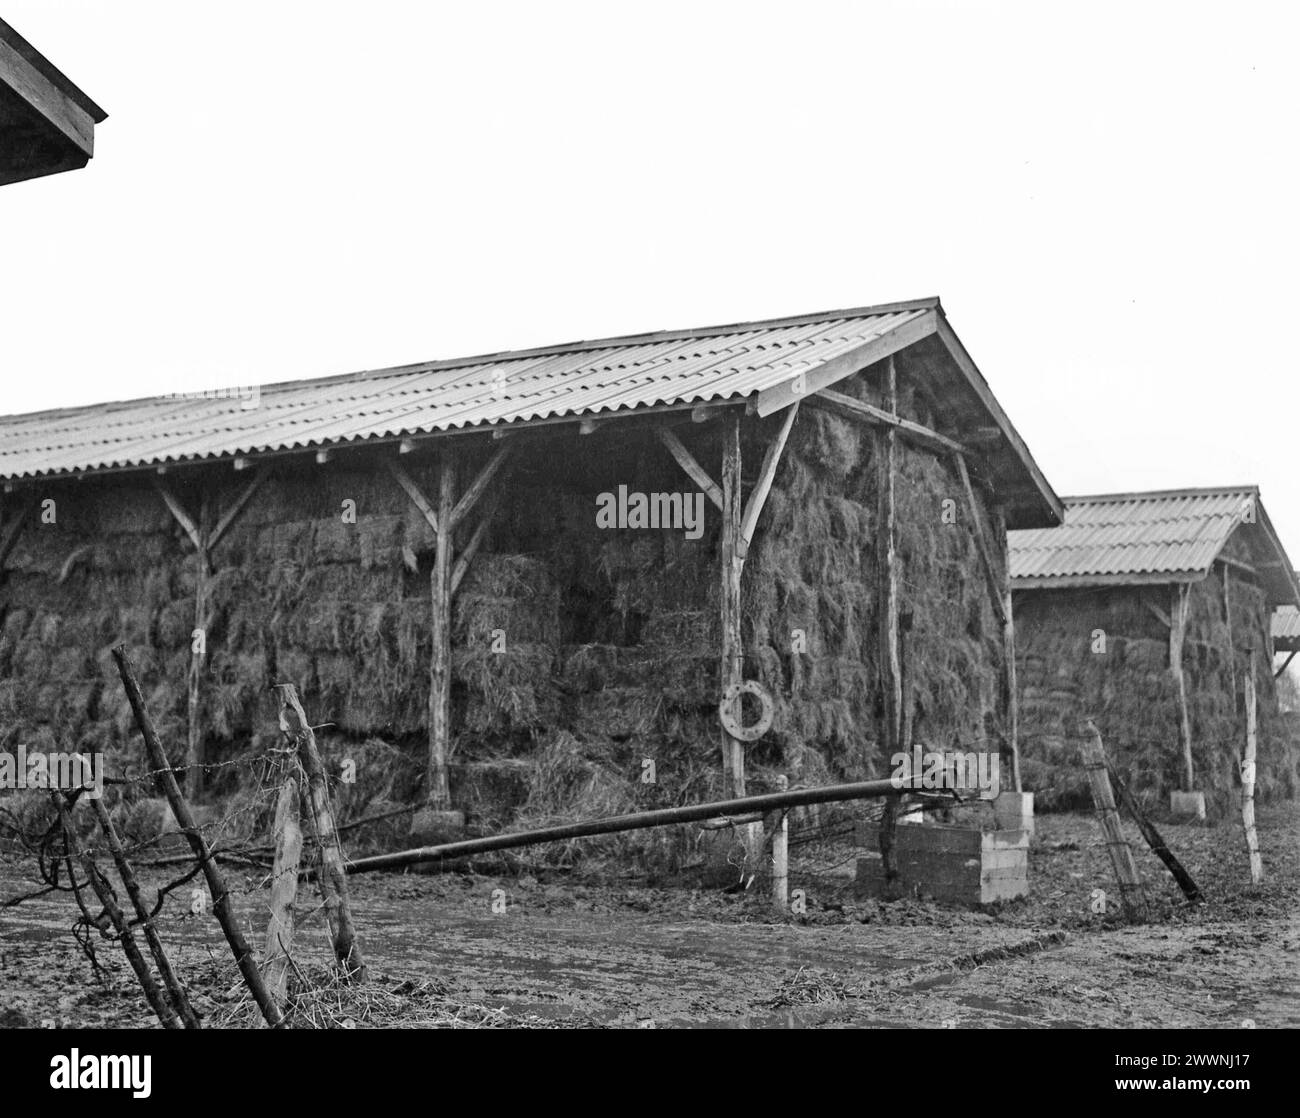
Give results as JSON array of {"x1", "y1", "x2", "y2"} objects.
[
  {"x1": 389, "y1": 447, "x2": 511, "y2": 814},
  {"x1": 0, "y1": 499, "x2": 30, "y2": 575},
  {"x1": 954, "y1": 455, "x2": 1008, "y2": 627},
  {"x1": 768, "y1": 811, "x2": 789, "y2": 913},
  {"x1": 720, "y1": 413, "x2": 745, "y2": 799},
  {"x1": 1276, "y1": 649, "x2": 1298, "y2": 679},
  {"x1": 1106, "y1": 762, "x2": 1201, "y2": 902},
  {"x1": 428, "y1": 450, "x2": 455, "y2": 811},
  {"x1": 262, "y1": 768, "x2": 303, "y2": 1014},
  {"x1": 278, "y1": 684, "x2": 367, "y2": 981},
  {"x1": 1081, "y1": 721, "x2": 1148, "y2": 922},
  {"x1": 89, "y1": 796, "x2": 201, "y2": 1028},
  {"x1": 1242, "y1": 653, "x2": 1263, "y2": 884},
  {"x1": 737, "y1": 403, "x2": 799, "y2": 560},
  {"x1": 657, "y1": 427, "x2": 724, "y2": 511},
  {"x1": 155, "y1": 475, "x2": 276, "y2": 802},
  {"x1": 877, "y1": 357, "x2": 903, "y2": 891},
  {"x1": 1222, "y1": 563, "x2": 1234, "y2": 664},
  {"x1": 110, "y1": 645, "x2": 285, "y2": 1027},
  {"x1": 1170, "y1": 583, "x2": 1195, "y2": 791},
  {"x1": 186, "y1": 489, "x2": 211, "y2": 801},
  {"x1": 995, "y1": 506, "x2": 1021, "y2": 792}
]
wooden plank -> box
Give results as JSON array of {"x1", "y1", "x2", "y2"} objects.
[
  {"x1": 153, "y1": 480, "x2": 204, "y2": 553},
  {"x1": 386, "y1": 460, "x2": 440, "y2": 536},
  {"x1": 1142, "y1": 595, "x2": 1172, "y2": 629},
  {"x1": 0, "y1": 34, "x2": 95, "y2": 156},
  {"x1": 1242, "y1": 654, "x2": 1263, "y2": 884},
  {"x1": 209, "y1": 471, "x2": 268, "y2": 552},
  {"x1": 955, "y1": 453, "x2": 1008, "y2": 626},
  {"x1": 449, "y1": 443, "x2": 512, "y2": 529},
  {"x1": 755, "y1": 308, "x2": 939, "y2": 416},
  {"x1": 428, "y1": 450, "x2": 456, "y2": 811},
  {"x1": 1275, "y1": 649, "x2": 1298, "y2": 679},
  {"x1": 1081, "y1": 722, "x2": 1148, "y2": 922},
  {"x1": 737, "y1": 402, "x2": 798, "y2": 559},
  {"x1": 1170, "y1": 583, "x2": 1195, "y2": 791},
  {"x1": 656, "y1": 427, "x2": 723, "y2": 511},
  {"x1": 809, "y1": 387, "x2": 969, "y2": 457},
  {"x1": 450, "y1": 490, "x2": 501, "y2": 596}
]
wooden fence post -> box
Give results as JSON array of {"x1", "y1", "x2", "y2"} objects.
[
  {"x1": 111, "y1": 645, "x2": 285, "y2": 1027},
  {"x1": 277, "y1": 683, "x2": 367, "y2": 981},
  {"x1": 1242, "y1": 653, "x2": 1263, "y2": 884},
  {"x1": 56, "y1": 796, "x2": 182, "y2": 1029},
  {"x1": 768, "y1": 775, "x2": 789, "y2": 913},
  {"x1": 1081, "y1": 721, "x2": 1148, "y2": 922},
  {"x1": 1107, "y1": 762, "x2": 1201, "y2": 903},
  {"x1": 88, "y1": 796, "x2": 201, "y2": 1027},
  {"x1": 262, "y1": 768, "x2": 303, "y2": 1015}
]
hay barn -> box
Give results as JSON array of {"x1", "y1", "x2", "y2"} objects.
[
  {"x1": 1008, "y1": 487, "x2": 1300, "y2": 812},
  {"x1": 0, "y1": 297, "x2": 1061, "y2": 865},
  {"x1": 0, "y1": 17, "x2": 105, "y2": 186}
]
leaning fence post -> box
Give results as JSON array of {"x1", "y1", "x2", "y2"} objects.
[
  {"x1": 88, "y1": 795, "x2": 201, "y2": 1027},
  {"x1": 111, "y1": 644, "x2": 285, "y2": 1028},
  {"x1": 276, "y1": 683, "x2": 367, "y2": 982},
  {"x1": 1242, "y1": 653, "x2": 1263, "y2": 884},
  {"x1": 1107, "y1": 762, "x2": 1201, "y2": 903},
  {"x1": 55, "y1": 795, "x2": 182, "y2": 1030},
  {"x1": 1081, "y1": 720, "x2": 1148, "y2": 922}
]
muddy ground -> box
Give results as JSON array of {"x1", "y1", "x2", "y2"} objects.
[{"x1": 1, "y1": 804, "x2": 1296, "y2": 1028}]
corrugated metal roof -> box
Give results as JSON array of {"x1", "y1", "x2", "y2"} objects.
[
  {"x1": 1273, "y1": 605, "x2": 1300, "y2": 641},
  {"x1": 0, "y1": 302, "x2": 935, "y2": 481},
  {"x1": 1009, "y1": 487, "x2": 1300, "y2": 608}
]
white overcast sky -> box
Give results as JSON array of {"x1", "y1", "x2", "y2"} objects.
[{"x1": 3, "y1": 2, "x2": 1299, "y2": 545}]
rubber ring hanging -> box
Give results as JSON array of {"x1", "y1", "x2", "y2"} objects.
[{"x1": 718, "y1": 680, "x2": 774, "y2": 742}]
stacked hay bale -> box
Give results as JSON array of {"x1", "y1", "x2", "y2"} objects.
[{"x1": 1016, "y1": 561, "x2": 1293, "y2": 812}]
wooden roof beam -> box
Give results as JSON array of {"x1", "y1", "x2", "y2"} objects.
[
  {"x1": 807, "y1": 388, "x2": 969, "y2": 457},
  {"x1": 755, "y1": 309, "x2": 939, "y2": 417}
]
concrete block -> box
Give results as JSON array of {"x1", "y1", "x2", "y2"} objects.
[
  {"x1": 853, "y1": 824, "x2": 1029, "y2": 906},
  {"x1": 993, "y1": 791, "x2": 1034, "y2": 836},
  {"x1": 1169, "y1": 791, "x2": 1206, "y2": 820},
  {"x1": 409, "y1": 808, "x2": 466, "y2": 844}
]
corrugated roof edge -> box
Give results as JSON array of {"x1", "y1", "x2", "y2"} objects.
[
  {"x1": 0, "y1": 297, "x2": 942, "y2": 424},
  {"x1": 1012, "y1": 485, "x2": 1300, "y2": 610},
  {"x1": 1058, "y1": 485, "x2": 1259, "y2": 503}
]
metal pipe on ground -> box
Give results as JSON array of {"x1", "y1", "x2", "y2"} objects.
[{"x1": 343, "y1": 776, "x2": 933, "y2": 876}]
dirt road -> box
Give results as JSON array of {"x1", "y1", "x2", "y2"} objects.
[{"x1": 2, "y1": 806, "x2": 1296, "y2": 1028}]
